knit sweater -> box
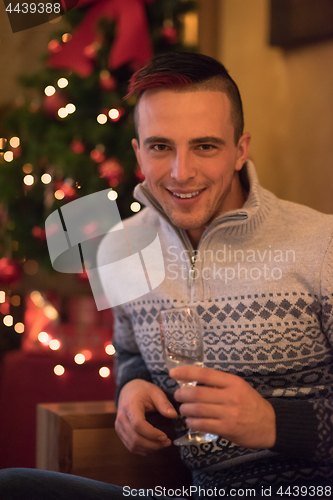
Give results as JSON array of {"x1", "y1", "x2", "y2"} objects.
[{"x1": 97, "y1": 161, "x2": 333, "y2": 490}]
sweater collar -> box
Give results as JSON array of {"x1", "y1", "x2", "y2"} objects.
[{"x1": 133, "y1": 160, "x2": 275, "y2": 237}]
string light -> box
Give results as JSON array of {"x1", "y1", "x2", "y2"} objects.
[
  {"x1": 49, "y1": 339, "x2": 61, "y2": 350},
  {"x1": 74, "y1": 353, "x2": 85, "y2": 365},
  {"x1": 9, "y1": 137, "x2": 20, "y2": 148},
  {"x1": 44, "y1": 85, "x2": 56, "y2": 96},
  {"x1": 58, "y1": 107, "x2": 68, "y2": 118},
  {"x1": 4, "y1": 151, "x2": 13, "y2": 162},
  {"x1": 3, "y1": 315, "x2": 13, "y2": 327},
  {"x1": 0, "y1": 138, "x2": 7, "y2": 149},
  {"x1": 66, "y1": 103, "x2": 76, "y2": 114},
  {"x1": 54, "y1": 189, "x2": 65, "y2": 200},
  {"x1": 130, "y1": 202, "x2": 141, "y2": 213},
  {"x1": 14, "y1": 322, "x2": 25, "y2": 334},
  {"x1": 23, "y1": 174, "x2": 34, "y2": 186},
  {"x1": 23, "y1": 260, "x2": 39, "y2": 275},
  {"x1": 54, "y1": 365, "x2": 65, "y2": 376},
  {"x1": 11, "y1": 295, "x2": 20, "y2": 306},
  {"x1": 97, "y1": 114, "x2": 107, "y2": 124},
  {"x1": 57, "y1": 78, "x2": 68, "y2": 88},
  {"x1": 38, "y1": 331, "x2": 50, "y2": 344},
  {"x1": 99, "y1": 367, "x2": 110, "y2": 378},
  {"x1": 62, "y1": 33, "x2": 72, "y2": 43},
  {"x1": 44, "y1": 304, "x2": 58, "y2": 320},
  {"x1": 30, "y1": 291, "x2": 45, "y2": 307},
  {"x1": 23, "y1": 163, "x2": 33, "y2": 173},
  {"x1": 0, "y1": 291, "x2": 5, "y2": 303},
  {"x1": 107, "y1": 190, "x2": 118, "y2": 201},
  {"x1": 108, "y1": 108, "x2": 120, "y2": 121},
  {"x1": 105, "y1": 343, "x2": 115, "y2": 355},
  {"x1": 41, "y1": 173, "x2": 52, "y2": 184}
]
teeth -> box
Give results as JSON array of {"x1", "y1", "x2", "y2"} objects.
[{"x1": 172, "y1": 190, "x2": 200, "y2": 199}]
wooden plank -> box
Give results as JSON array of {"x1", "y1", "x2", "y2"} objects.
[{"x1": 36, "y1": 401, "x2": 192, "y2": 489}]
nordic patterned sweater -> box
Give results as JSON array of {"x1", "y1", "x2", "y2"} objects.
[{"x1": 98, "y1": 161, "x2": 333, "y2": 491}]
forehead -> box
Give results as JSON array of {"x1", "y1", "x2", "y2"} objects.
[{"x1": 136, "y1": 89, "x2": 233, "y2": 138}]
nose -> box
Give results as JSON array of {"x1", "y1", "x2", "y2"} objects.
[{"x1": 170, "y1": 151, "x2": 196, "y2": 183}]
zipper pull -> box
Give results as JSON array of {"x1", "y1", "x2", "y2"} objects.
[{"x1": 188, "y1": 254, "x2": 197, "y2": 286}]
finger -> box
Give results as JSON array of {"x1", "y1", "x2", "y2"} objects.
[
  {"x1": 179, "y1": 402, "x2": 225, "y2": 420},
  {"x1": 174, "y1": 386, "x2": 225, "y2": 404},
  {"x1": 149, "y1": 390, "x2": 178, "y2": 419},
  {"x1": 170, "y1": 366, "x2": 236, "y2": 388},
  {"x1": 116, "y1": 413, "x2": 172, "y2": 455}
]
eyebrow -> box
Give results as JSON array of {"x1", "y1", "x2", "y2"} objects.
[{"x1": 143, "y1": 136, "x2": 226, "y2": 147}]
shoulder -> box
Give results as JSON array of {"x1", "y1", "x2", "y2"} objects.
[{"x1": 274, "y1": 196, "x2": 333, "y2": 233}]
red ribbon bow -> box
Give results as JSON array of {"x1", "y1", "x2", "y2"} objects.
[{"x1": 49, "y1": 0, "x2": 154, "y2": 76}]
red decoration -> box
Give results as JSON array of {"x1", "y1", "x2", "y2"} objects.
[
  {"x1": 98, "y1": 158, "x2": 124, "y2": 186},
  {"x1": 90, "y1": 149, "x2": 105, "y2": 163},
  {"x1": 12, "y1": 146, "x2": 22, "y2": 158},
  {"x1": 61, "y1": 181, "x2": 77, "y2": 201},
  {"x1": 83, "y1": 41, "x2": 101, "y2": 60},
  {"x1": 43, "y1": 93, "x2": 67, "y2": 117},
  {"x1": 32, "y1": 227, "x2": 46, "y2": 240},
  {"x1": 100, "y1": 71, "x2": 117, "y2": 92},
  {"x1": 48, "y1": 0, "x2": 154, "y2": 77},
  {"x1": 134, "y1": 165, "x2": 145, "y2": 182},
  {"x1": 0, "y1": 258, "x2": 22, "y2": 286},
  {"x1": 48, "y1": 40, "x2": 62, "y2": 53},
  {"x1": 161, "y1": 23, "x2": 178, "y2": 44},
  {"x1": 70, "y1": 140, "x2": 85, "y2": 154}
]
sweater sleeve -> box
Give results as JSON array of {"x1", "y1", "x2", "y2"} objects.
[
  {"x1": 269, "y1": 233, "x2": 333, "y2": 462},
  {"x1": 112, "y1": 305, "x2": 152, "y2": 404}
]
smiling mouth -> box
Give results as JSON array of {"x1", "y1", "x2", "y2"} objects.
[{"x1": 169, "y1": 189, "x2": 204, "y2": 199}]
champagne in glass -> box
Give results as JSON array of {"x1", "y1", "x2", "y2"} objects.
[{"x1": 160, "y1": 306, "x2": 218, "y2": 446}]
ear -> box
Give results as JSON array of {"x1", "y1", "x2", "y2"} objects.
[
  {"x1": 235, "y1": 133, "x2": 251, "y2": 171},
  {"x1": 131, "y1": 138, "x2": 141, "y2": 165}
]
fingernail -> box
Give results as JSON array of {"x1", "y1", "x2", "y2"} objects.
[{"x1": 157, "y1": 435, "x2": 167, "y2": 442}]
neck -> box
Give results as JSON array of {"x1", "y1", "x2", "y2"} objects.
[{"x1": 186, "y1": 175, "x2": 248, "y2": 249}]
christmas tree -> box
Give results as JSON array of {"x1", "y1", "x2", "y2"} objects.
[
  {"x1": 0, "y1": 0, "x2": 197, "y2": 358},
  {"x1": 0, "y1": 0, "x2": 197, "y2": 276}
]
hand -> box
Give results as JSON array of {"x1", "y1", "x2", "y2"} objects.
[
  {"x1": 115, "y1": 379, "x2": 178, "y2": 456},
  {"x1": 170, "y1": 366, "x2": 276, "y2": 449}
]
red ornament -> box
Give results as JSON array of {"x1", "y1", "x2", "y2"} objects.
[
  {"x1": 0, "y1": 258, "x2": 22, "y2": 286},
  {"x1": 98, "y1": 158, "x2": 124, "y2": 186},
  {"x1": 100, "y1": 71, "x2": 117, "y2": 92},
  {"x1": 90, "y1": 149, "x2": 105, "y2": 163},
  {"x1": 44, "y1": 93, "x2": 67, "y2": 117},
  {"x1": 12, "y1": 146, "x2": 22, "y2": 158},
  {"x1": 134, "y1": 166, "x2": 145, "y2": 182},
  {"x1": 83, "y1": 42, "x2": 101, "y2": 60},
  {"x1": 32, "y1": 227, "x2": 46, "y2": 240},
  {"x1": 62, "y1": 181, "x2": 77, "y2": 201},
  {"x1": 161, "y1": 21, "x2": 178, "y2": 44},
  {"x1": 70, "y1": 140, "x2": 85, "y2": 154},
  {"x1": 48, "y1": 40, "x2": 62, "y2": 53}
]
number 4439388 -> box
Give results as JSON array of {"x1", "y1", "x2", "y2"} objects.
[{"x1": 5, "y1": 3, "x2": 61, "y2": 15}]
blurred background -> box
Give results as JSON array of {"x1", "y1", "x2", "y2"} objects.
[{"x1": 0, "y1": 0, "x2": 332, "y2": 470}]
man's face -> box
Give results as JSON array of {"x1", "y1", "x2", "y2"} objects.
[{"x1": 132, "y1": 89, "x2": 250, "y2": 245}]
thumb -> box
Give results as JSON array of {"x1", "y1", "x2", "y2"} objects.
[{"x1": 152, "y1": 389, "x2": 178, "y2": 419}]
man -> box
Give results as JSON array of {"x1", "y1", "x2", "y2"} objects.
[
  {"x1": 0, "y1": 52, "x2": 332, "y2": 499},
  {"x1": 105, "y1": 52, "x2": 333, "y2": 492}
]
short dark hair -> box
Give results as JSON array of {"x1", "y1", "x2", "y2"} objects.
[{"x1": 125, "y1": 52, "x2": 244, "y2": 144}]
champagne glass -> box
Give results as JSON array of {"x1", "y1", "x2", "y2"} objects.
[{"x1": 159, "y1": 306, "x2": 218, "y2": 446}]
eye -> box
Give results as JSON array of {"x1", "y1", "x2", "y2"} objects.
[
  {"x1": 198, "y1": 144, "x2": 216, "y2": 151},
  {"x1": 151, "y1": 144, "x2": 170, "y2": 151}
]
